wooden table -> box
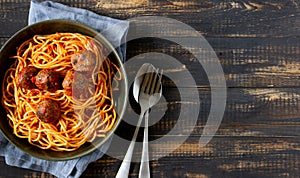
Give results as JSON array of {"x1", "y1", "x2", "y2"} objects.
[{"x1": 1, "y1": 0, "x2": 300, "y2": 177}]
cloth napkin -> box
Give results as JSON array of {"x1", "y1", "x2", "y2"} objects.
[{"x1": 0, "y1": 0, "x2": 129, "y2": 178}]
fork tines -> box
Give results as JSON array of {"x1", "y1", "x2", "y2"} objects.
[{"x1": 141, "y1": 67, "x2": 163, "y2": 95}]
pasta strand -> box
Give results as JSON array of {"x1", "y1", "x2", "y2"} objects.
[{"x1": 2, "y1": 33, "x2": 120, "y2": 151}]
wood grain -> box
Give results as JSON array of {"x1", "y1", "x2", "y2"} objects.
[
  {"x1": 0, "y1": 0, "x2": 299, "y2": 177},
  {"x1": 126, "y1": 37, "x2": 300, "y2": 88}
]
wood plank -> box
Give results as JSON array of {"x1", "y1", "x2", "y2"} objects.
[
  {"x1": 127, "y1": 87, "x2": 300, "y2": 137},
  {"x1": 79, "y1": 138, "x2": 300, "y2": 177},
  {"x1": 80, "y1": 0, "x2": 300, "y2": 39},
  {"x1": 126, "y1": 37, "x2": 300, "y2": 88},
  {"x1": 0, "y1": 0, "x2": 29, "y2": 36},
  {"x1": 0, "y1": 0, "x2": 299, "y2": 37},
  {"x1": 209, "y1": 37, "x2": 300, "y2": 87},
  {"x1": 0, "y1": 37, "x2": 8, "y2": 46}
]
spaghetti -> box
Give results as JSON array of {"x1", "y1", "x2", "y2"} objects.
[{"x1": 2, "y1": 33, "x2": 120, "y2": 151}]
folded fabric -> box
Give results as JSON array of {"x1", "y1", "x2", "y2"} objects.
[{"x1": 0, "y1": 0, "x2": 129, "y2": 178}]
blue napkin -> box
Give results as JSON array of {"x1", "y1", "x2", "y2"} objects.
[{"x1": 0, "y1": 0, "x2": 129, "y2": 178}]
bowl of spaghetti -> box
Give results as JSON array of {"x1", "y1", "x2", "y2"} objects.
[{"x1": 0, "y1": 20, "x2": 128, "y2": 160}]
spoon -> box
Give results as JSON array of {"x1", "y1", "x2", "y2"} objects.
[{"x1": 134, "y1": 63, "x2": 162, "y2": 178}]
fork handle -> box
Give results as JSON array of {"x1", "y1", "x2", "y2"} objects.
[
  {"x1": 139, "y1": 110, "x2": 150, "y2": 178},
  {"x1": 116, "y1": 110, "x2": 145, "y2": 178}
]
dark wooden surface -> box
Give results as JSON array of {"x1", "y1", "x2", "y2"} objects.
[{"x1": 1, "y1": 0, "x2": 300, "y2": 177}]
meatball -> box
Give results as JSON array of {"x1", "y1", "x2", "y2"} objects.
[
  {"x1": 71, "y1": 49, "x2": 96, "y2": 72},
  {"x1": 62, "y1": 70, "x2": 74, "y2": 90},
  {"x1": 36, "y1": 99, "x2": 60, "y2": 123},
  {"x1": 17, "y1": 66, "x2": 39, "y2": 89},
  {"x1": 34, "y1": 69, "x2": 60, "y2": 91},
  {"x1": 62, "y1": 70, "x2": 92, "y2": 99}
]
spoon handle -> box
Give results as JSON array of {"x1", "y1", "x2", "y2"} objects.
[
  {"x1": 139, "y1": 110, "x2": 150, "y2": 178},
  {"x1": 116, "y1": 111, "x2": 145, "y2": 178}
]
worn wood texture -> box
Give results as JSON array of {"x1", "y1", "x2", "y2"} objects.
[{"x1": 0, "y1": 0, "x2": 300, "y2": 177}]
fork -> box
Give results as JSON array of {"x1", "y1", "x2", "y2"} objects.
[
  {"x1": 138, "y1": 66, "x2": 163, "y2": 178},
  {"x1": 115, "y1": 63, "x2": 163, "y2": 178}
]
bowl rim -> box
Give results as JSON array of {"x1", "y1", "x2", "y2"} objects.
[{"x1": 0, "y1": 19, "x2": 128, "y2": 161}]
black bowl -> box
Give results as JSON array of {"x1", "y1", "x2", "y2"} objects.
[{"x1": 0, "y1": 19, "x2": 128, "y2": 161}]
